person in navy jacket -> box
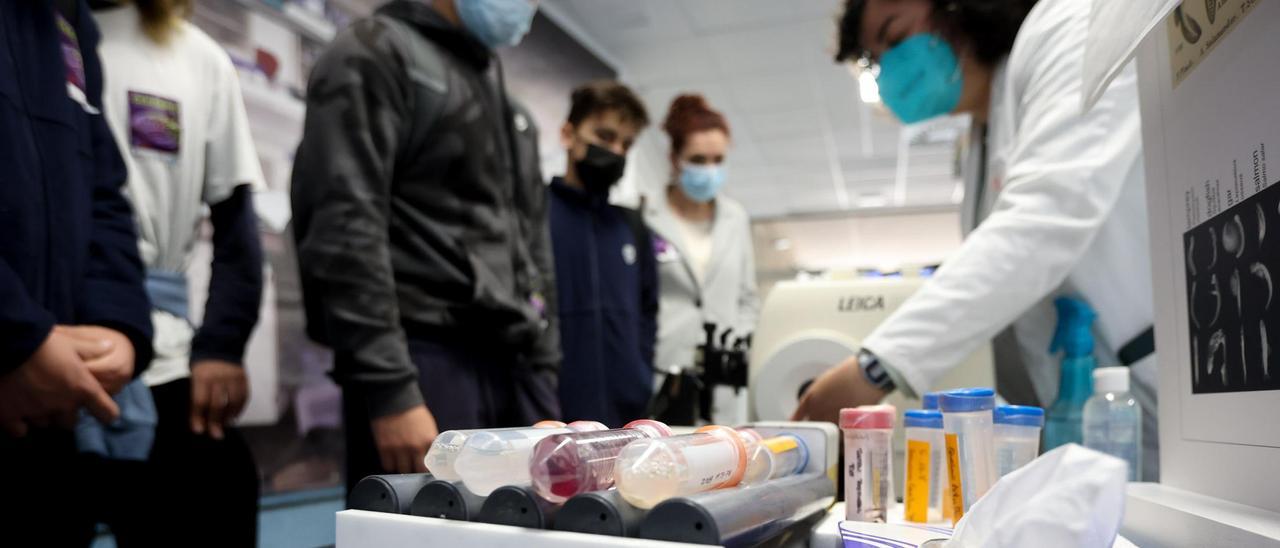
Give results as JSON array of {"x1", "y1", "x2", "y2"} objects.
[
  {"x1": 549, "y1": 81, "x2": 658, "y2": 427},
  {"x1": 0, "y1": 0, "x2": 153, "y2": 543}
]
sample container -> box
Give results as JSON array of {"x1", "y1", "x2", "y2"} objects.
[
  {"x1": 921, "y1": 392, "x2": 942, "y2": 411},
  {"x1": 454, "y1": 421, "x2": 607, "y2": 496},
  {"x1": 840, "y1": 404, "x2": 896, "y2": 522},
  {"x1": 741, "y1": 434, "x2": 809, "y2": 486},
  {"x1": 940, "y1": 388, "x2": 998, "y2": 521},
  {"x1": 993, "y1": 405, "x2": 1045, "y2": 478},
  {"x1": 614, "y1": 425, "x2": 753, "y2": 509},
  {"x1": 903, "y1": 409, "x2": 945, "y2": 523},
  {"x1": 425, "y1": 420, "x2": 565, "y2": 481},
  {"x1": 530, "y1": 419, "x2": 674, "y2": 503}
]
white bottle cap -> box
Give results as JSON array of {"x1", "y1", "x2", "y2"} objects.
[{"x1": 1093, "y1": 367, "x2": 1130, "y2": 394}]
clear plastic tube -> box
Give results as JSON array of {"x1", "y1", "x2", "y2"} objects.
[
  {"x1": 424, "y1": 420, "x2": 565, "y2": 481},
  {"x1": 993, "y1": 405, "x2": 1044, "y2": 478},
  {"x1": 903, "y1": 409, "x2": 945, "y2": 524},
  {"x1": 529, "y1": 420, "x2": 674, "y2": 504},
  {"x1": 741, "y1": 434, "x2": 809, "y2": 486},
  {"x1": 454, "y1": 421, "x2": 607, "y2": 495},
  {"x1": 940, "y1": 389, "x2": 998, "y2": 521},
  {"x1": 614, "y1": 425, "x2": 753, "y2": 509},
  {"x1": 841, "y1": 405, "x2": 896, "y2": 522}
]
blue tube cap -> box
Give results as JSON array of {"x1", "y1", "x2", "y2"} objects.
[
  {"x1": 782, "y1": 434, "x2": 810, "y2": 475},
  {"x1": 939, "y1": 388, "x2": 996, "y2": 413},
  {"x1": 994, "y1": 405, "x2": 1045, "y2": 427},
  {"x1": 904, "y1": 409, "x2": 944, "y2": 429},
  {"x1": 921, "y1": 392, "x2": 942, "y2": 410}
]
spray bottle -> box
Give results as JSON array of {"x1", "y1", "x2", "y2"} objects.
[{"x1": 1042, "y1": 296, "x2": 1096, "y2": 451}]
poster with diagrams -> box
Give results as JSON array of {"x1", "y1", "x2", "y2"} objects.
[
  {"x1": 1142, "y1": 0, "x2": 1280, "y2": 448},
  {"x1": 1183, "y1": 162, "x2": 1278, "y2": 394}
]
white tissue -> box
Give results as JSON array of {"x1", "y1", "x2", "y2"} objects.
[{"x1": 947, "y1": 444, "x2": 1128, "y2": 548}]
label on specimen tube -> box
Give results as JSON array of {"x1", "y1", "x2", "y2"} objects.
[
  {"x1": 905, "y1": 439, "x2": 931, "y2": 523},
  {"x1": 762, "y1": 436, "x2": 798, "y2": 454},
  {"x1": 945, "y1": 433, "x2": 964, "y2": 523},
  {"x1": 683, "y1": 440, "x2": 738, "y2": 490}
]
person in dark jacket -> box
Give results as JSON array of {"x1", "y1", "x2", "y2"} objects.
[
  {"x1": 291, "y1": 0, "x2": 559, "y2": 493},
  {"x1": 0, "y1": 0, "x2": 153, "y2": 544},
  {"x1": 549, "y1": 81, "x2": 659, "y2": 427}
]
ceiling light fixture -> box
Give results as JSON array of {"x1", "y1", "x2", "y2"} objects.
[{"x1": 857, "y1": 68, "x2": 880, "y2": 104}]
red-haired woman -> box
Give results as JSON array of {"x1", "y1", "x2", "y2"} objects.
[{"x1": 645, "y1": 94, "x2": 758, "y2": 423}]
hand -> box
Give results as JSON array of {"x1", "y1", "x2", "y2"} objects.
[
  {"x1": 190, "y1": 359, "x2": 250, "y2": 440},
  {"x1": 0, "y1": 330, "x2": 119, "y2": 436},
  {"x1": 371, "y1": 404, "x2": 438, "y2": 474},
  {"x1": 791, "y1": 356, "x2": 890, "y2": 423},
  {"x1": 56, "y1": 325, "x2": 134, "y2": 394}
]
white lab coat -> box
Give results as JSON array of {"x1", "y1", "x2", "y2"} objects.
[
  {"x1": 862, "y1": 0, "x2": 1157, "y2": 432},
  {"x1": 645, "y1": 189, "x2": 760, "y2": 373}
]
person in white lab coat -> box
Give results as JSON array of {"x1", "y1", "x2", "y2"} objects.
[
  {"x1": 793, "y1": 0, "x2": 1158, "y2": 479},
  {"x1": 646, "y1": 95, "x2": 759, "y2": 420}
]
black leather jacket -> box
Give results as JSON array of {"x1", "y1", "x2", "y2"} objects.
[{"x1": 291, "y1": 1, "x2": 558, "y2": 416}]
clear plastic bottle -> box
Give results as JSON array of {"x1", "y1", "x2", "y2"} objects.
[
  {"x1": 529, "y1": 420, "x2": 673, "y2": 504},
  {"x1": 614, "y1": 425, "x2": 753, "y2": 509},
  {"x1": 454, "y1": 420, "x2": 607, "y2": 495},
  {"x1": 1083, "y1": 367, "x2": 1142, "y2": 481},
  {"x1": 993, "y1": 405, "x2": 1044, "y2": 478},
  {"x1": 425, "y1": 420, "x2": 566, "y2": 481},
  {"x1": 841, "y1": 404, "x2": 896, "y2": 522},
  {"x1": 741, "y1": 434, "x2": 809, "y2": 486}
]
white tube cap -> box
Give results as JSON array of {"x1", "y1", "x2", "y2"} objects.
[{"x1": 1093, "y1": 367, "x2": 1130, "y2": 394}]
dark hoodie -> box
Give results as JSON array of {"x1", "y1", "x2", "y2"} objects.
[
  {"x1": 548, "y1": 178, "x2": 658, "y2": 427},
  {"x1": 0, "y1": 0, "x2": 153, "y2": 372},
  {"x1": 291, "y1": 0, "x2": 558, "y2": 417}
]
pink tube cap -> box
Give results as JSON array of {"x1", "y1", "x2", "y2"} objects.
[
  {"x1": 623, "y1": 419, "x2": 673, "y2": 438},
  {"x1": 567, "y1": 420, "x2": 609, "y2": 432},
  {"x1": 840, "y1": 404, "x2": 896, "y2": 430}
]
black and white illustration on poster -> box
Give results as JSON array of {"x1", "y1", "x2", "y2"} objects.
[{"x1": 1184, "y1": 168, "x2": 1280, "y2": 394}]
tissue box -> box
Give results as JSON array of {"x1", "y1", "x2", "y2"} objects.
[{"x1": 839, "y1": 521, "x2": 952, "y2": 548}]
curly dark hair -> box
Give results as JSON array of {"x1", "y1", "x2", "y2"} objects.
[
  {"x1": 567, "y1": 80, "x2": 650, "y2": 129},
  {"x1": 835, "y1": 0, "x2": 1038, "y2": 66}
]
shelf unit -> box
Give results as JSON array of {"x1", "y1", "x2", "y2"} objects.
[{"x1": 230, "y1": 0, "x2": 337, "y2": 43}]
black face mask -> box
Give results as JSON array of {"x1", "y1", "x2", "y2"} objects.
[{"x1": 574, "y1": 143, "x2": 626, "y2": 195}]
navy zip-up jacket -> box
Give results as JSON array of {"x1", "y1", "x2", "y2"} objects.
[
  {"x1": 548, "y1": 178, "x2": 657, "y2": 427},
  {"x1": 0, "y1": 0, "x2": 152, "y2": 373}
]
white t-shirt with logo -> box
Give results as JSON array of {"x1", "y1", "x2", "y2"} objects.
[{"x1": 96, "y1": 7, "x2": 265, "y2": 386}]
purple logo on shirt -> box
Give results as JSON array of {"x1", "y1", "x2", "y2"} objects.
[
  {"x1": 529, "y1": 291, "x2": 547, "y2": 317},
  {"x1": 56, "y1": 14, "x2": 85, "y2": 93},
  {"x1": 653, "y1": 234, "x2": 670, "y2": 256},
  {"x1": 128, "y1": 91, "x2": 180, "y2": 154}
]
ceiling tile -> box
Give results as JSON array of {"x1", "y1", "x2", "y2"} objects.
[{"x1": 680, "y1": 0, "x2": 842, "y2": 33}]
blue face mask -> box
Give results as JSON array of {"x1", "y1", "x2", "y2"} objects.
[
  {"x1": 679, "y1": 164, "x2": 726, "y2": 203},
  {"x1": 875, "y1": 33, "x2": 963, "y2": 124},
  {"x1": 457, "y1": 0, "x2": 538, "y2": 49}
]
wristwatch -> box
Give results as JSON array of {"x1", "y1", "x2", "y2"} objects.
[{"x1": 857, "y1": 349, "x2": 896, "y2": 392}]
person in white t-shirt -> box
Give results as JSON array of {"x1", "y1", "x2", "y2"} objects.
[{"x1": 93, "y1": 0, "x2": 264, "y2": 543}]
